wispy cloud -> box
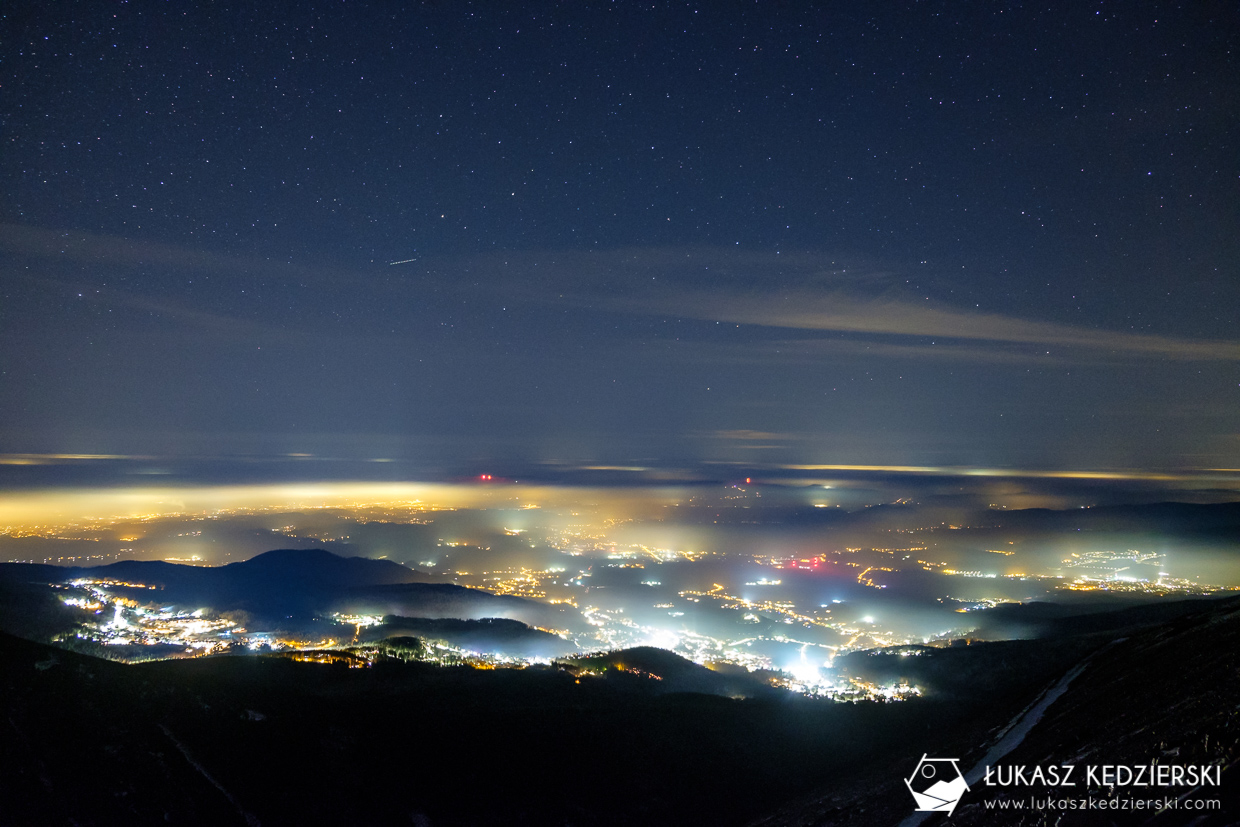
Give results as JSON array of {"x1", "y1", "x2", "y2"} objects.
[
  {"x1": 1, "y1": 224, "x2": 364, "y2": 341},
  {"x1": 714, "y1": 430, "x2": 791, "y2": 441},
  {"x1": 443, "y1": 246, "x2": 1240, "y2": 362},
  {"x1": 615, "y1": 288, "x2": 1240, "y2": 361},
  {"x1": 718, "y1": 336, "x2": 1063, "y2": 365},
  {"x1": 7, "y1": 226, "x2": 1236, "y2": 362},
  {"x1": 0, "y1": 223, "x2": 342, "y2": 281}
]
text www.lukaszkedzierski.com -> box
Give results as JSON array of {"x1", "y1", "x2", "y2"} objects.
[{"x1": 983, "y1": 796, "x2": 1220, "y2": 812}]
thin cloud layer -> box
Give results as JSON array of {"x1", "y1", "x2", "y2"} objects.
[
  {"x1": 8, "y1": 225, "x2": 1237, "y2": 362},
  {"x1": 663, "y1": 291, "x2": 1240, "y2": 360},
  {"x1": 441, "y1": 246, "x2": 1240, "y2": 363},
  {"x1": 0, "y1": 223, "x2": 345, "y2": 282}
]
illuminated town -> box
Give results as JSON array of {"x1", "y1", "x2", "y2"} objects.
[{"x1": 8, "y1": 481, "x2": 1234, "y2": 707}]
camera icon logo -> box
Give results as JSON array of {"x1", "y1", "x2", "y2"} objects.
[{"x1": 905, "y1": 754, "x2": 969, "y2": 816}]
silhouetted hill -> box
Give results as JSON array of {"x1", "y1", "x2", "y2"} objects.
[
  {"x1": 0, "y1": 550, "x2": 580, "y2": 632},
  {"x1": 0, "y1": 576, "x2": 87, "y2": 644},
  {"x1": 834, "y1": 636, "x2": 1098, "y2": 701},
  {"x1": 0, "y1": 630, "x2": 997, "y2": 827},
  {"x1": 12, "y1": 592, "x2": 1230, "y2": 826},
  {"x1": 358, "y1": 615, "x2": 576, "y2": 658},
  {"x1": 224, "y1": 547, "x2": 421, "y2": 585},
  {"x1": 330, "y1": 581, "x2": 582, "y2": 631},
  {"x1": 758, "y1": 598, "x2": 1240, "y2": 826},
  {"x1": 79, "y1": 550, "x2": 426, "y2": 623},
  {"x1": 0, "y1": 631, "x2": 255, "y2": 826},
  {"x1": 969, "y1": 594, "x2": 1240, "y2": 640},
  {"x1": 945, "y1": 598, "x2": 1240, "y2": 825},
  {"x1": 562, "y1": 646, "x2": 779, "y2": 698},
  {"x1": 990, "y1": 501, "x2": 1240, "y2": 536},
  {"x1": 0, "y1": 562, "x2": 66, "y2": 584},
  {"x1": 86, "y1": 548, "x2": 425, "y2": 595}
]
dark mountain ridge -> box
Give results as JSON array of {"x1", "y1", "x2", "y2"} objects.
[
  {"x1": 359, "y1": 615, "x2": 576, "y2": 658},
  {"x1": 969, "y1": 594, "x2": 1239, "y2": 640},
  {"x1": 759, "y1": 596, "x2": 1240, "y2": 826},
  {"x1": 561, "y1": 645, "x2": 781, "y2": 698},
  {"x1": 6, "y1": 583, "x2": 1237, "y2": 824},
  {"x1": 0, "y1": 630, "x2": 961, "y2": 827},
  {"x1": 988, "y1": 500, "x2": 1240, "y2": 535},
  {"x1": 0, "y1": 549, "x2": 582, "y2": 634}
]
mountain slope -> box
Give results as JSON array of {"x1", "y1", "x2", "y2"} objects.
[
  {"x1": 563, "y1": 646, "x2": 780, "y2": 698},
  {"x1": 359, "y1": 615, "x2": 576, "y2": 658},
  {"x1": 945, "y1": 599, "x2": 1240, "y2": 825},
  {"x1": 0, "y1": 550, "x2": 580, "y2": 633},
  {"x1": 755, "y1": 598, "x2": 1240, "y2": 826},
  {"x1": 0, "y1": 631, "x2": 964, "y2": 827}
]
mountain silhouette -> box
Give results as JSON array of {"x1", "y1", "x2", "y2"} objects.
[
  {"x1": 359, "y1": 615, "x2": 576, "y2": 658},
  {"x1": 562, "y1": 645, "x2": 778, "y2": 698},
  {"x1": 0, "y1": 549, "x2": 581, "y2": 632}
]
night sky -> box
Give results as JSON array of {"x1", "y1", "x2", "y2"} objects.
[{"x1": 3, "y1": 1, "x2": 1238, "y2": 477}]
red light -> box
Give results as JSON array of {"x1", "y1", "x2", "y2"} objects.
[
  {"x1": 480, "y1": 474, "x2": 492, "y2": 481},
  {"x1": 745, "y1": 478, "x2": 751, "y2": 484}
]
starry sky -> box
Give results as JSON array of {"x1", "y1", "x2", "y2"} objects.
[{"x1": 2, "y1": 1, "x2": 1238, "y2": 479}]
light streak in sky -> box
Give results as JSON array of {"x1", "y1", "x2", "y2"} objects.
[{"x1": 388, "y1": 258, "x2": 418, "y2": 266}]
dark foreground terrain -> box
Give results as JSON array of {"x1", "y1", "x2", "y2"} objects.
[
  {"x1": 758, "y1": 598, "x2": 1240, "y2": 826},
  {"x1": 2, "y1": 568, "x2": 1238, "y2": 825},
  {"x1": 0, "y1": 626, "x2": 1096, "y2": 827}
]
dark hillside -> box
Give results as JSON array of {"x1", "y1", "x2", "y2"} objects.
[
  {"x1": 0, "y1": 629, "x2": 1076, "y2": 827},
  {"x1": 358, "y1": 615, "x2": 576, "y2": 658},
  {"x1": 0, "y1": 633, "x2": 252, "y2": 826},
  {"x1": 947, "y1": 600, "x2": 1240, "y2": 825},
  {"x1": 563, "y1": 645, "x2": 782, "y2": 698},
  {"x1": 755, "y1": 599, "x2": 1240, "y2": 826},
  {"x1": 0, "y1": 550, "x2": 577, "y2": 633}
]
